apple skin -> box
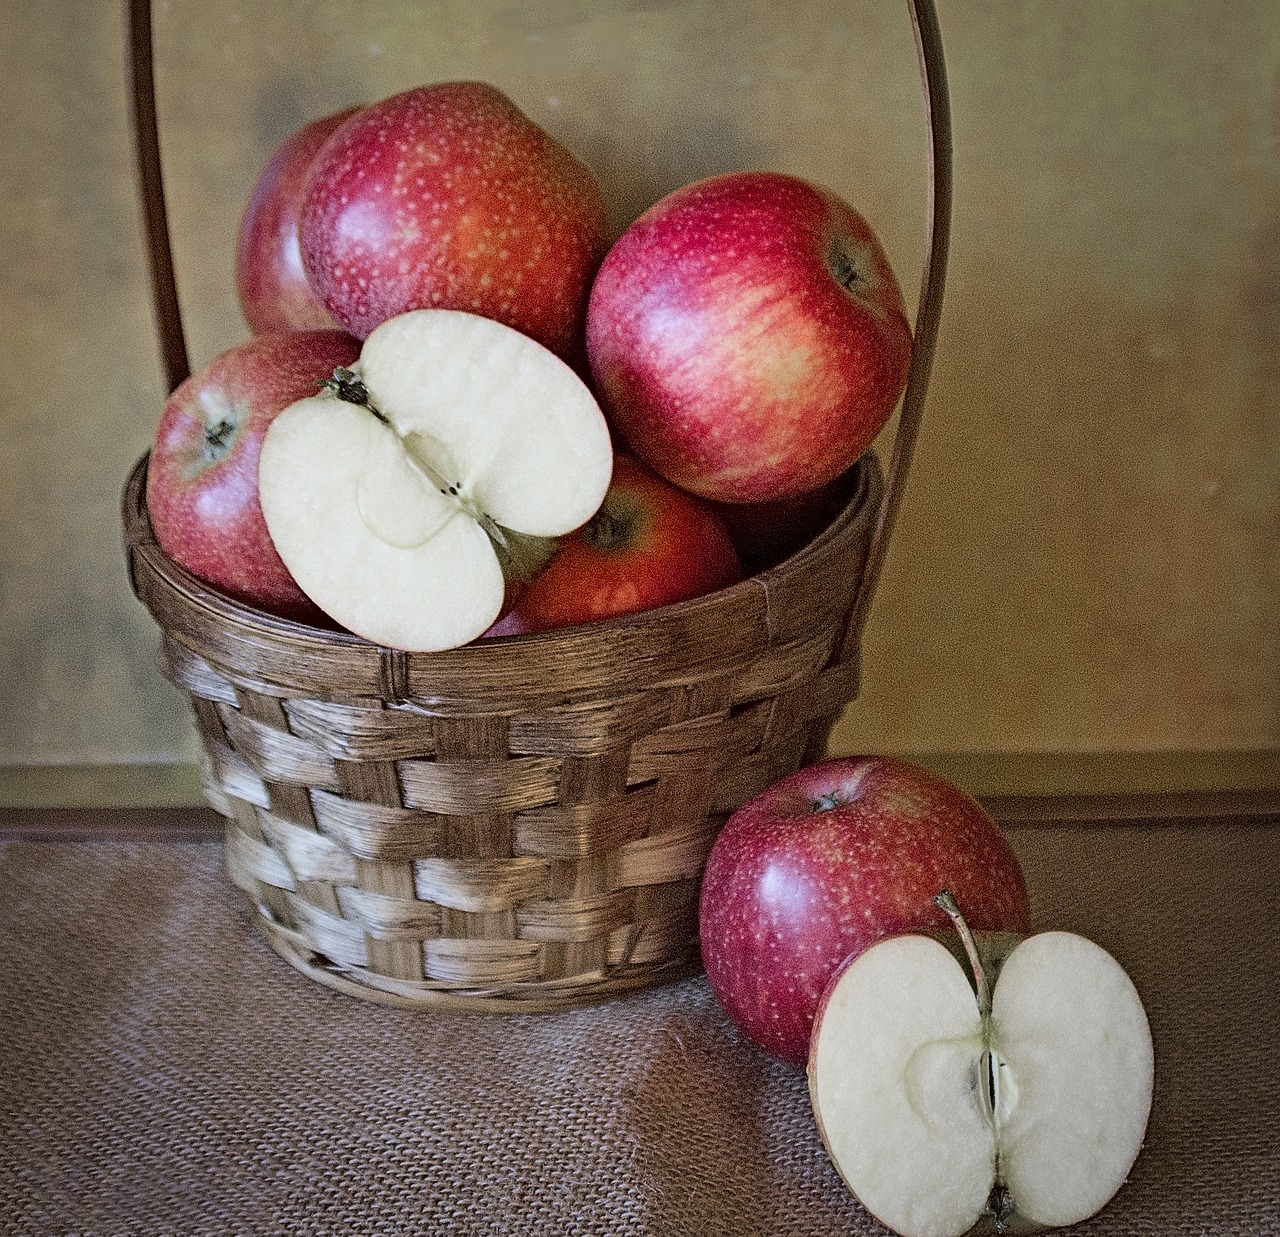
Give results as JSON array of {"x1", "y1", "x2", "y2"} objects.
[
  {"x1": 586, "y1": 171, "x2": 912, "y2": 504},
  {"x1": 698, "y1": 756, "x2": 1032, "y2": 1067},
  {"x1": 483, "y1": 454, "x2": 743, "y2": 635},
  {"x1": 299, "y1": 81, "x2": 608, "y2": 362},
  {"x1": 145, "y1": 330, "x2": 360, "y2": 624},
  {"x1": 705, "y1": 466, "x2": 858, "y2": 574},
  {"x1": 235, "y1": 107, "x2": 360, "y2": 335}
]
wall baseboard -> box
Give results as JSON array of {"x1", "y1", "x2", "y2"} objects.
[
  {"x1": 1, "y1": 749, "x2": 1277, "y2": 811},
  {"x1": 894, "y1": 748, "x2": 1280, "y2": 798},
  {"x1": 0, "y1": 763, "x2": 205, "y2": 809}
]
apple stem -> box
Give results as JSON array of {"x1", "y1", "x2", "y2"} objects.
[
  {"x1": 582, "y1": 504, "x2": 625, "y2": 551},
  {"x1": 933, "y1": 890, "x2": 990, "y2": 1020},
  {"x1": 320, "y1": 366, "x2": 385, "y2": 421},
  {"x1": 935, "y1": 891, "x2": 1022, "y2": 1230}
]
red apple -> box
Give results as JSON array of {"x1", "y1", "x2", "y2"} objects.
[
  {"x1": 698, "y1": 756, "x2": 1031, "y2": 1067},
  {"x1": 586, "y1": 171, "x2": 913, "y2": 504},
  {"x1": 484, "y1": 454, "x2": 743, "y2": 636},
  {"x1": 299, "y1": 81, "x2": 608, "y2": 362},
  {"x1": 706, "y1": 466, "x2": 858, "y2": 574},
  {"x1": 235, "y1": 107, "x2": 360, "y2": 334},
  {"x1": 146, "y1": 330, "x2": 360, "y2": 623}
]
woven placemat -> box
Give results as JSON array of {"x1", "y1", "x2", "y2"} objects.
[{"x1": 2, "y1": 820, "x2": 1277, "y2": 1235}]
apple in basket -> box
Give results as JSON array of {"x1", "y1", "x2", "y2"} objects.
[
  {"x1": 705, "y1": 466, "x2": 858, "y2": 574},
  {"x1": 235, "y1": 106, "x2": 359, "y2": 335},
  {"x1": 698, "y1": 756, "x2": 1032, "y2": 1067},
  {"x1": 586, "y1": 170, "x2": 913, "y2": 504},
  {"x1": 483, "y1": 453, "x2": 743, "y2": 636},
  {"x1": 809, "y1": 892, "x2": 1154, "y2": 1237},
  {"x1": 299, "y1": 81, "x2": 608, "y2": 362},
  {"x1": 256, "y1": 308, "x2": 613, "y2": 651},
  {"x1": 145, "y1": 329, "x2": 361, "y2": 623}
]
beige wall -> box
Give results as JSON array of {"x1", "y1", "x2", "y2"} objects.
[{"x1": 2, "y1": 0, "x2": 1277, "y2": 802}]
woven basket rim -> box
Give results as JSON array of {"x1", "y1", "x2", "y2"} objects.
[{"x1": 122, "y1": 448, "x2": 881, "y2": 659}]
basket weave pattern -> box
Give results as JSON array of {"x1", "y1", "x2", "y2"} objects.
[{"x1": 123, "y1": 454, "x2": 881, "y2": 1010}]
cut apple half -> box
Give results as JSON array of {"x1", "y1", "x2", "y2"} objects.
[
  {"x1": 808, "y1": 893, "x2": 1154, "y2": 1237},
  {"x1": 258, "y1": 309, "x2": 613, "y2": 650}
]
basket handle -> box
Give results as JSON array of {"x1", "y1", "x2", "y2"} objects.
[
  {"x1": 127, "y1": 0, "x2": 189, "y2": 393},
  {"x1": 842, "y1": 0, "x2": 952, "y2": 651},
  {"x1": 125, "y1": 0, "x2": 950, "y2": 594}
]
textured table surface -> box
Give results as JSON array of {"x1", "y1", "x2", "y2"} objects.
[{"x1": 2, "y1": 816, "x2": 1277, "y2": 1236}]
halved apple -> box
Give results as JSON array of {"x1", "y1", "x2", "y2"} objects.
[
  {"x1": 808, "y1": 893, "x2": 1154, "y2": 1237},
  {"x1": 257, "y1": 309, "x2": 613, "y2": 650}
]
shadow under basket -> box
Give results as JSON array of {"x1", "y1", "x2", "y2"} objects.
[{"x1": 122, "y1": 452, "x2": 882, "y2": 1011}]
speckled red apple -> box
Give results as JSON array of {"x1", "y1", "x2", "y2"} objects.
[
  {"x1": 698, "y1": 756, "x2": 1032, "y2": 1067},
  {"x1": 586, "y1": 171, "x2": 913, "y2": 503},
  {"x1": 235, "y1": 107, "x2": 359, "y2": 334},
  {"x1": 299, "y1": 81, "x2": 608, "y2": 362},
  {"x1": 484, "y1": 454, "x2": 742, "y2": 636},
  {"x1": 146, "y1": 330, "x2": 360, "y2": 623}
]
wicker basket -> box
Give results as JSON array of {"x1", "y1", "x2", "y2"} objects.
[
  {"x1": 124, "y1": 453, "x2": 879, "y2": 1010},
  {"x1": 122, "y1": 0, "x2": 951, "y2": 1011}
]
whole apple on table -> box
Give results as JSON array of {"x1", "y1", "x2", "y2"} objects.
[{"x1": 698, "y1": 755, "x2": 1033, "y2": 1068}]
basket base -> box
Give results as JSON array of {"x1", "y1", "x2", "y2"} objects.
[{"x1": 253, "y1": 903, "x2": 705, "y2": 1014}]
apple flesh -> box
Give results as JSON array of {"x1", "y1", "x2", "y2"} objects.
[
  {"x1": 698, "y1": 757, "x2": 1031, "y2": 1067},
  {"x1": 235, "y1": 107, "x2": 360, "y2": 335},
  {"x1": 586, "y1": 171, "x2": 912, "y2": 503},
  {"x1": 299, "y1": 81, "x2": 608, "y2": 362},
  {"x1": 257, "y1": 309, "x2": 613, "y2": 651},
  {"x1": 484, "y1": 454, "x2": 743, "y2": 635},
  {"x1": 145, "y1": 329, "x2": 361, "y2": 623},
  {"x1": 809, "y1": 894, "x2": 1154, "y2": 1237}
]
